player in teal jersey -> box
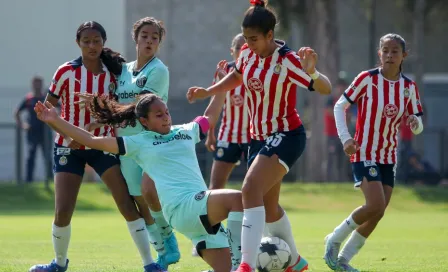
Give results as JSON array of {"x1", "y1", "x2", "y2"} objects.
[
  {"x1": 114, "y1": 17, "x2": 179, "y2": 267},
  {"x1": 34, "y1": 93, "x2": 244, "y2": 272}
]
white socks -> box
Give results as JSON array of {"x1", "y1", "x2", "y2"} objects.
[
  {"x1": 266, "y1": 212, "x2": 300, "y2": 264},
  {"x1": 332, "y1": 214, "x2": 359, "y2": 243},
  {"x1": 227, "y1": 211, "x2": 243, "y2": 270},
  {"x1": 126, "y1": 218, "x2": 154, "y2": 266},
  {"x1": 150, "y1": 209, "x2": 173, "y2": 239},
  {"x1": 52, "y1": 224, "x2": 71, "y2": 267},
  {"x1": 339, "y1": 231, "x2": 366, "y2": 262},
  {"x1": 241, "y1": 206, "x2": 265, "y2": 269}
]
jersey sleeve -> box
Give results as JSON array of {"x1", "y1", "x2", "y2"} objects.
[
  {"x1": 183, "y1": 116, "x2": 209, "y2": 143},
  {"x1": 116, "y1": 135, "x2": 141, "y2": 158},
  {"x1": 49, "y1": 64, "x2": 71, "y2": 99},
  {"x1": 144, "y1": 65, "x2": 169, "y2": 102},
  {"x1": 343, "y1": 71, "x2": 370, "y2": 104},
  {"x1": 406, "y1": 83, "x2": 424, "y2": 116},
  {"x1": 283, "y1": 52, "x2": 314, "y2": 91},
  {"x1": 235, "y1": 44, "x2": 251, "y2": 74}
]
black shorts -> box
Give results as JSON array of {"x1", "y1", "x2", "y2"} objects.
[
  {"x1": 214, "y1": 141, "x2": 249, "y2": 164},
  {"x1": 247, "y1": 125, "x2": 306, "y2": 172},
  {"x1": 53, "y1": 144, "x2": 120, "y2": 177},
  {"x1": 352, "y1": 161, "x2": 396, "y2": 188}
]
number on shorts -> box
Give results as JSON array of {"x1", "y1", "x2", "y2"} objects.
[{"x1": 266, "y1": 133, "x2": 285, "y2": 147}]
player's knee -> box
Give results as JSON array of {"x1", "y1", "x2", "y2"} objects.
[
  {"x1": 54, "y1": 206, "x2": 74, "y2": 226},
  {"x1": 230, "y1": 190, "x2": 243, "y2": 211},
  {"x1": 241, "y1": 176, "x2": 262, "y2": 201},
  {"x1": 364, "y1": 202, "x2": 386, "y2": 219},
  {"x1": 114, "y1": 196, "x2": 140, "y2": 221}
]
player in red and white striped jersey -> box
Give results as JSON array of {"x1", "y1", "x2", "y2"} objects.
[
  {"x1": 203, "y1": 33, "x2": 249, "y2": 192},
  {"x1": 187, "y1": 1, "x2": 332, "y2": 271},
  {"x1": 325, "y1": 34, "x2": 424, "y2": 272},
  {"x1": 30, "y1": 21, "x2": 166, "y2": 272}
]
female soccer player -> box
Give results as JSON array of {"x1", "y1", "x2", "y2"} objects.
[
  {"x1": 29, "y1": 21, "x2": 166, "y2": 272},
  {"x1": 204, "y1": 33, "x2": 249, "y2": 190},
  {"x1": 111, "y1": 16, "x2": 180, "y2": 266},
  {"x1": 34, "y1": 93, "x2": 244, "y2": 272},
  {"x1": 187, "y1": 1, "x2": 332, "y2": 271},
  {"x1": 325, "y1": 33, "x2": 424, "y2": 272}
]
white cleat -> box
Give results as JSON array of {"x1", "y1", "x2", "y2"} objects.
[
  {"x1": 336, "y1": 258, "x2": 360, "y2": 272},
  {"x1": 323, "y1": 233, "x2": 341, "y2": 270}
]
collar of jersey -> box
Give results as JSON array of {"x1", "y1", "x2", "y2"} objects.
[{"x1": 132, "y1": 56, "x2": 156, "y2": 75}]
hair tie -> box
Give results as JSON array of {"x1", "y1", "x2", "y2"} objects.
[{"x1": 250, "y1": 0, "x2": 264, "y2": 6}]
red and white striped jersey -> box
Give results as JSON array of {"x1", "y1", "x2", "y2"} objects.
[
  {"x1": 213, "y1": 62, "x2": 250, "y2": 144},
  {"x1": 49, "y1": 57, "x2": 116, "y2": 149},
  {"x1": 235, "y1": 41, "x2": 314, "y2": 140},
  {"x1": 344, "y1": 68, "x2": 423, "y2": 164}
]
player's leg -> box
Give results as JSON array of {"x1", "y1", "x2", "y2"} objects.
[
  {"x1": 110, "y1": 155, "x2": 166, "y2": 271},
  {"x1": 29, "y1": 146, "x2": 86, "y2": 272},
  {"x1": 259, "y1": 128, "x2": 308, "y2": 272},
  {"x1": 324, "y1": 162, "x2": 386, "y2": 271},
  {"x1": 337, "y1": 165, "x2": 395, "y2": 270},
  {"x1": 141, "y1": 174, "x2": 181, "y2": 266},
  {"x1": 200, "y1": 247, "x2": 233, "y2": 272}
]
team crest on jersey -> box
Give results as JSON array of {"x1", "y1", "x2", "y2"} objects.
[
  {"x1": 231, "y1": 94, "x2": 244, "y2": 107},
  {"x1": 383, "y1": 104, "x2": 399, "y2": 118},
  {"x1": 108, "y1": 82, "x2": 116, "y2": 93},
  {"x1": 247, "y1": 78, "x2": 263, "y2": 92},
  {"x1": 194, "y1": 191, "x2": 206, "y2": 201},
  {"x1": 273, "y1": 63, "x2": 282, "y2": 74},
  {"x1": 59, "y1": 156, "x2": 67, "y2": 166},
  {"x1": 403, "y1": 88, "x2": 410, "y2": 98},
  {"x1": 368, "y1": 167, "x2": 378, "y2": 177},
  {"x1": 216, "y1": 148, "x2": 224, "y2": 158},
  {"x1": 136, "y1": 76, "x2": 148, "y2": 88}
]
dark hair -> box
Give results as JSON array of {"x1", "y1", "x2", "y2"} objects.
[
  {"x1": 90, "y1": 93, "x2": 162, "y2": 129},
  {"x1": 242, "y1": 0, "x2": 277, "y2": 35},
  {"x1": 76, "y1": 21, "x2": 126, "y2": 75},
  {"x1": 132, "y1": 17, "x2": 166, "y2": 43},
  {"x1": 379, "y1": 33, "x2": 406, "y2": 72}
]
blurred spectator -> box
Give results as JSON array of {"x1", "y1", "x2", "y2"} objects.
[
  {"x1": 325, "y1": 77, "x2": 350, "y2": 181},
  {"x1": 405, "y1": 152, "x2": 442, "y2": 186},
  {"x1": 14, "y1": 76, "x2": 49, "y2": 182}
]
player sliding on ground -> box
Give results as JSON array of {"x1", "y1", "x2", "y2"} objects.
[{"x1": 35, "y1": 94, "x2": 243, "y2": 272}]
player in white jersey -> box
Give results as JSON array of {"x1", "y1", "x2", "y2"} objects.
[
  {"x1": 29, "y1": 21, "x2": 166, "y2": 272},
  {"x1": 34, "y1": 93, "x2": 245, "y2": 272},
  {"x1": 325, "y1": 34, "x2": 424, "y2": 272}
]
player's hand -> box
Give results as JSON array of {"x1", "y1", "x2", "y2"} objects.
[
  {"x1": 406, "y1": 115, "x2": 420, "y2": 131},
  {"x1": 216, "y1": 60, "x2": 228, "y2": 80},
  {"x1": 66, "y1": 138, "x2": 82, "y2": 149},
  {"x1": 34, "y1": 101, "x2": 59, "y2": 124},
  {"x1": 187, "y1": 87, "x2": 211, "y2": 103},
  {"x1": 343, "y1": 139, "x2": 360, "y2": 157},
  {"x1": 298, "y1": 47, "x2": 318, "y2": 74},
  {"x1": 74, "y1": 93, "x2": 95, "y2": 110},
  {"x1": 84, "y1": 122, "x2": 103, "y2": 132},
  {"x1": 205, "y1": 131, "x2": 217, "y2": 152}
]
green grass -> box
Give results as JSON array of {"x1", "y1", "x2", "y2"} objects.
[{"x1": 0, "y1": 182, "x2": 447, "y2": 271}]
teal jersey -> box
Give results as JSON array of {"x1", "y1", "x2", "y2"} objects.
[
  {"x1": 119, "y1": 122, "x2": 207, "y2": 217},
  {"x1": 115, "y1": 58, "x2": 169, "y2": 136}
]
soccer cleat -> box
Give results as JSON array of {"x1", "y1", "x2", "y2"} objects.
[
  {"x1": 324, "y1": 233, "x2": 341, "y2": 270},
  {"x1": 144, "y1": 262, "x2": 167, "y2": 272},
  {"x1": 155, "y1": 254, "x2": 170, "y2": 270},
  {"x1": 336, "y1": 258, "x2": 360, "y2": 272},
  {"x1": 28, "y1": 259, "x2": 69, "y2": 272},
  {"x1": 286, "y1": 255, "x2": 309, "y2": 272},
  {"x1": 235, "y1": 262, "x2": 254, "y2": 272},
  {"x1": 163, "y1": 232, "x2": 181, "y2": 264}
]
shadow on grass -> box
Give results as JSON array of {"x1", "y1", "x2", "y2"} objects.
[
  {"x1": 0, "y1": 182, "x2": 114, "y2": 215},
  {"x1": 411, "y1": 185, "x2": 448, "y2": 204}
]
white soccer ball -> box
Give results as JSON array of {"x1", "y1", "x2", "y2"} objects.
[{"x1": 256, "y1": 236, "x2": 292, "y2": 272}]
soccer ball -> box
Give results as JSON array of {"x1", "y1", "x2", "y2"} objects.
[{"x1": 256, "y1": 236, "x2": 292, "y2": 272}]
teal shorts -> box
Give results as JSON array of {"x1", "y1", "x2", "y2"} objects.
[
  {"x1": 120, "y1": 156, "x2": 143, "y2": 196},
  {"x1": 169, "y1": 190, "x2": 229, "y2": 254}
]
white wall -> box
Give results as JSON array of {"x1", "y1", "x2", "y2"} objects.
[{"x1": 0, "y1": 0, "x2": 125, "y2": 181}]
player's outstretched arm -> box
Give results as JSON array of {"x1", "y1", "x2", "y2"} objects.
[
  {"x1": 34, "y1": 101, "x2": 119, "y2": 154},
  {"x1": 187, "y1": 70, "x2": 243, "y2": 103}
]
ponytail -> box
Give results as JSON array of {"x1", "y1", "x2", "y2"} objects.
[
  {"x1": 89, "y1": 95, "x2": 138, "y2": 128},
  {"x1": 100, "y1": 47, "x2": 126, "y2": 76}
]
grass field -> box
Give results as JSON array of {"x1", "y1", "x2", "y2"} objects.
[{"x1": 0, "y1": 182, "x2": 447, "y2": 272}]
